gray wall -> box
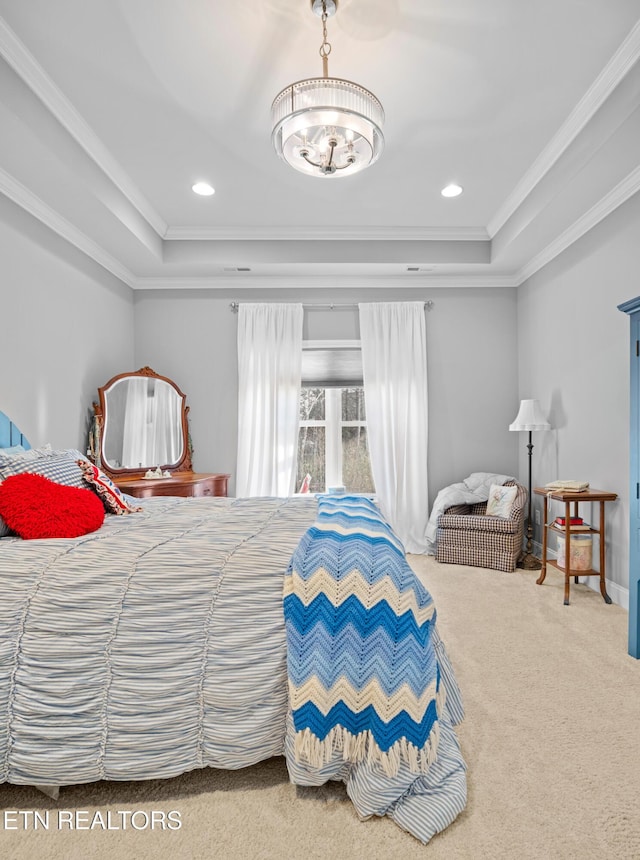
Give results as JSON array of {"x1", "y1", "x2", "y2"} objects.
[
  {"x1": 0, "y1": 197, "x2": 134, "y2": 450},
  {"x1": 133, "y1": 286, "x2": 520, "y2": 501},
  {"x1": 3, "y1": 182, "x2": 634, "y2": 606},
  {"x1": 516, "y1": 191, "x2": 640, "y2": 603}
]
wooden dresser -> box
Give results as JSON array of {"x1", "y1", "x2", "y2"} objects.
[{"x1": 114, "y1": 472, "x2": 230, "y2": 499}]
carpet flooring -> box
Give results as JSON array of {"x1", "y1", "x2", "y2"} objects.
[{"x1": 0, "y1": 558, "x2": 638, "y2": 860}]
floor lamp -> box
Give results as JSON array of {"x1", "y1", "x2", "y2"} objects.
[{"x1": 509, "y1": 399, "x2": 551, "y2": 570}]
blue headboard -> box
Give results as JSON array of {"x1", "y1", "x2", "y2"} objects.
[{"x1": 0, "y1": 411, "x2": 31, "y2": 450}]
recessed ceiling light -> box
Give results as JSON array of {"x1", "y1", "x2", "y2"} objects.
[
  {"x1": 192, "y1": 182, "x2": 215, "y2": 196},
  {"x1": 441, "y1": 183, "x2": 463, "y2": 198}
]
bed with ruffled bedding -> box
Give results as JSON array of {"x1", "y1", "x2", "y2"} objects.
[{"x1": 0, "y1": 417, "x2": 466, "y2": 844}]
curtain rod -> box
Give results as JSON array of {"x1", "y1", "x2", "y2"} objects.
[{"x1": 229, "y1": 301, "x2": 433, "y2": 312}]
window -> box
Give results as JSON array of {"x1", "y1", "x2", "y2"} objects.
[
  {"x1": 296, "y1": 340, "x2": 375, "y2": 493},
  {"x1": 297, "y1": 387, "x2": 374, "y2": 494},
  {"x1": 296, "y1": 340, "x2": 374, "y2": 494},
  {"x1": 297, "y1": 388, "x2": 326, "y2": 492}
]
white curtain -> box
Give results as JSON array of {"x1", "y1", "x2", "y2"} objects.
[
  {"x1": 359, "y1": 302, "x2": 429, "y2": 553},
  {"x1": 236, "y1": 303, "x2": 303, "y2": 497},
  {"x1": 121, "y1": 378, "x2": 149, "y2": 468},
  {"x1": 121, "y1": 379, "x2": 182, "y2": 468},
  {"x1": 149, "y1": 381, "x2": 182, "y2": 466}
]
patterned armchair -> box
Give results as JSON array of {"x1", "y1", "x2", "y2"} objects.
[{"x1": 435, "y1": 480, "x2": 527, "y2": 572}]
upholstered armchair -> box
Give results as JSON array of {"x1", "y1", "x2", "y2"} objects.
[{"x1": 435, "y1": 480, "x2": 527, "y2": 572}]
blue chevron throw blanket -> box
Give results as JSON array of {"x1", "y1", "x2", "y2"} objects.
[{"x1": 284, "y1": 495, "x2": 443, "y2": 777}]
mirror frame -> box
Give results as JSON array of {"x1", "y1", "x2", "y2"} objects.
[{"x1": 92, "y1": 366, "x2": 192, "y2": 479}]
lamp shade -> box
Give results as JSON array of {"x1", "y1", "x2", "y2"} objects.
[{"x1": 509, "y1": 399, "x2": 551, "y2": 432}]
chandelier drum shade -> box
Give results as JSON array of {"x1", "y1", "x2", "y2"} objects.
[{"x1": 271, "y1": 0, "x2": 384, "y2": 177}]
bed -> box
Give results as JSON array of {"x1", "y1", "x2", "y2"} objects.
[{"x1": 0, "y1": 411, "x2": 467, "y2": 844}]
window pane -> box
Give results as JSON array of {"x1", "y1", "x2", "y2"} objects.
[
  {"x1": 342, "y1": 387, "x2": 366, "y2": 421},
  {"x1": 296, "y1": 426, "x2": 326, "y2": 493},
  {"x1": 300, "y1": 388, "x2": 325, "y2": 421},
  {"x1": 342, "y1": 427, "x2": 375, "y2": 493}
]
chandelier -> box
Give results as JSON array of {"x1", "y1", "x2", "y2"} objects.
[{"x1": 271, "y1": 0, "x2": 384, "y2": 178}]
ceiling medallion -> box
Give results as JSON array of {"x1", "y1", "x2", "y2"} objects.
[{"x1": 271, "y1": 0, "x2": 384, "y2": 178}]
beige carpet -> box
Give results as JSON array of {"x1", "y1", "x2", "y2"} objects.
[{"x1": 1, "y1": 558, "x2": 638, "y2": 860}]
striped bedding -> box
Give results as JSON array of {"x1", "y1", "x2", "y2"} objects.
[{"x1": 0, "y1": 495, "x2": 466, "y2": 843}]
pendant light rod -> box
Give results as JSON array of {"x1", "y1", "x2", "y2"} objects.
[{"x1": 318, "y1": 2, "x2": 331, "y2": 79}]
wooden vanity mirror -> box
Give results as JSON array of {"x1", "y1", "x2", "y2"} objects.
[{"x1": 91, "y1": 367, "x2": 192, "y2": 480}]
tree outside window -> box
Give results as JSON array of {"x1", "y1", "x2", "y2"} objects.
[{"x1": 297, "y1": 387, "x2": 374, "y2": 494}]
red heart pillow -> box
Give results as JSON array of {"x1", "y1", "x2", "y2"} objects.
[{"x1": 0, "y1": 472, "x2": 105, "y2": 539}]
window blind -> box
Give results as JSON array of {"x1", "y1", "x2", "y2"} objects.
[{"x1": 301, "y1": 341, "x2": 363, "y2": 388}]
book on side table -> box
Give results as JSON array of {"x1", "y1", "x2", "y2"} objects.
[
  {"x1": 553, "y1": 520, "x2": 592, "y2": 531},
  {"x1": 553, "y1": 515, "x2": 591, "y2": 530},
  {"x1": 545, "y1": 480, "x2": 590, "y2": 492},
  {"x1": 555, "y1": 516, "x2": 583, "y2": 526}
]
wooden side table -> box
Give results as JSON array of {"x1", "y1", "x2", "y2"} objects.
[
  {"x1": 114, "y1": 472, "x2": 230, "y2": 499},
  {"x1": 534, "y1": 487, "x2": 617, "y2": 605}
]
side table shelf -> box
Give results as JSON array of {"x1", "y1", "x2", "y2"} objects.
[{"x1": 533, "y1": 487, "x2": 617, "y2": 606}]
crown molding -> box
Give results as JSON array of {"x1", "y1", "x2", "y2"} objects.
[
  {"x1": 0, "y1": 168, "x2": 136, "y2": 287},
  {"x1": 515, "y1": 163, "x2": 640, "y2": 285},
  {"x1": 0, "y1": 16, "x2": 168, "y2": 239},
  {"x1": 163, "y1": 225, "x2": 490, "y2": 242},
  {"x1": 487, "y1": 17, "x2": 640, "y2": 239},
  {"x1": 4, "y1": 136, "x2": 636, "y2": 293},
  {"x1": 131, "y1": 272, "x2": 519, "y2": 290}
]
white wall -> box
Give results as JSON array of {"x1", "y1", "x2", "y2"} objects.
[
  {"x1": 517, "y1": 191, "x2": 640, "y2": 603},
  {"x1": 0, "y1": 197, "x2": 134, "y2": 450},
  {"x1": 133, "y1": 286, "x2": 520, "y2": 501}
]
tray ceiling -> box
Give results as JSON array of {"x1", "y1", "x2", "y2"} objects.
[{"x1": 1, "y1": 0, "x2": 639, "y2": 289}]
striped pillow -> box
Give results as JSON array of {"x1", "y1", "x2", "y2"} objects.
[
  {"x1": 0, "y1": 445, "x2": 25, "y2": 456},
  {"x1": 0, "y1": 443, "x2": 53, "y2": 465},
  {"x1": 0, "y1": 453, "x2": 86, "y2": 490}
]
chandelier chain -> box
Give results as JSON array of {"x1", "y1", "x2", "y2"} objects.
[{"x1": 319, "y1": 2, "x2": 332, "y2": 66}]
